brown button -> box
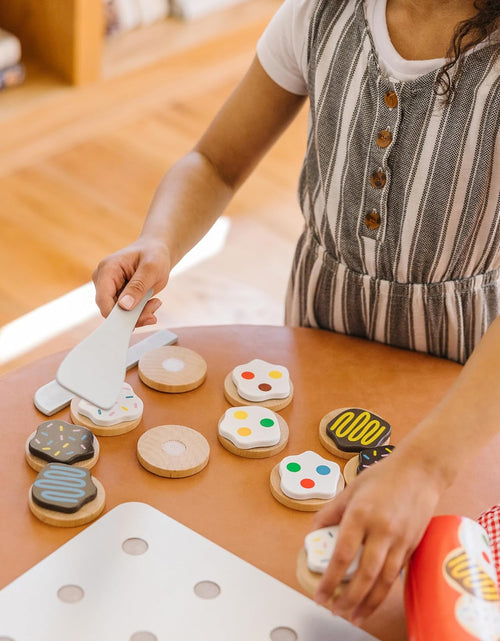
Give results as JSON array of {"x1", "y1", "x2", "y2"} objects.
[
  {"x1": 384, "y1": 90, "x2": 398, "y2": 109},
  {"x1": 364, "y1": 210, "x2": 381, "y2": 230},
  {"x1": 370, "y1": 170, "x2": 386, "y2": 189},
  {"x1": 376, "y1": 129, "x2": 392, "y2": 148}
]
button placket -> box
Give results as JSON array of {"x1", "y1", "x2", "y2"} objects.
[{"x1": 361, "y1": 78, "x2": 400, "y2": 242}]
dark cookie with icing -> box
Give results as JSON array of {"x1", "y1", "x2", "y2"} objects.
[
  {"x1": 357, "y1": 445, "x2": 395, "y2": 474},
  {"x1": 29, "y1": 420, "x2": 95, "y2": 464},
  {"x1": 31, "y1": 463, "x2": 98, "y2": 514},
  {"x1": 325, "y1": 408, "x2": 391, "y2": 453}
]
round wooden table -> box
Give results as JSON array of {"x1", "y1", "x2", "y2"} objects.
[{"x1": 2, "y1": 324, "x2": 499, "y2": 640}]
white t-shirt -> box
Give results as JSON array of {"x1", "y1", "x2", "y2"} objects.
[{"x1": 256, "y1": 0, "x2": 447, "y2": 94}]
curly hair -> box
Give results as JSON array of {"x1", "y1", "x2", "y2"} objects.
[{"x1": 436, "y1": 0, "x2": 500, "y2": 100}]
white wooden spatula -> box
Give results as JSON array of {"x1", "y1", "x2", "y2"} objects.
[{"x1": 56, "y1": 290, "x2": 153, "y2": 409}]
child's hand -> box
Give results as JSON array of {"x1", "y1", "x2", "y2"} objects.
[
  {"x1": 92, "y1": 238, "x2": 170, "y2": 326},
  {"x1": 312, "y1": 451, "x2": 443, "y2": 624}
]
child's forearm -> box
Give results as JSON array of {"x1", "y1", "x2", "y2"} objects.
[
  {"x1": 140, "y1": 148, "x2": 235, "y2": 268},
  {"x1": 396, "y1": 313, "x2": 500, "y2": 486}
]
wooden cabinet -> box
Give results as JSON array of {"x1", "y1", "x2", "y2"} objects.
[{"x1": 0, "y1": 0, "x2": 104, "y2": 85}]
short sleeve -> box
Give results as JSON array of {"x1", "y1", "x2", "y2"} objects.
[{"x1": 256, "y1": 0, "x2": 314, "y2": 95}]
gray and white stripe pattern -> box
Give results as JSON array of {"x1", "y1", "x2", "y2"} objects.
[{"x1": 285, "y1": 0, "x2": 500, "y2": 363}]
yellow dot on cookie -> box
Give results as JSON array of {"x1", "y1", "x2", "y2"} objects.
[
  {"x1": 268, "y1": 371, "x2": 282, "y2": 379},
  {"x1": 234, "y1": 410, "x2": 248, "y2": 420},
  {"x1": 237, "y1": 427, "x2": 252, "y2": 437}
]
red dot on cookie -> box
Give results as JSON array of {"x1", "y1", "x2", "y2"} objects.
[
  {"x1": 241, "y1": 371, "x2": 255, "y2": 380},
  {"x1": 300, "y1": 478, "x2": 315, "y2": 489},
  {"x1": 258, "y1": 383, "x2": 272, "y2": 391}
]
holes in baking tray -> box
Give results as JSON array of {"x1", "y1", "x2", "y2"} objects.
[
  {"x1": 270, "y1": 627, "x2": 298, "y2": 641},
  {"x1": 122, "y1": 537, "x2": 149, "y2": 556},
  {"x1": 57, "y1": 585, "x2": 85, "y2": 603},
  {"x1": 130, "y1": 633, "x2": 158, "y2": 641},
  {"x1": 193, "y1": 580, "x2": 221, "y2": 599},
  {"x1": 162, "y1": 440, "x2": 187, "y2": 456}
]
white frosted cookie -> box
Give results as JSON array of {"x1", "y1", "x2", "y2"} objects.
[
  {"x1": 296, "y1": 526, "x2": 361, "y2": 596},
  {"x1": 217, "y1": 406, "x2": 289, "y2": 458},
  {"x1": 224, "y1": 358, "x2": 293, "y2": 410},
  {"x1": 270, "y1": 451, "x2": 344, "y2": 511},
  {"x1": 70, "y1": 382, "x2": 143, "y2": 436}
]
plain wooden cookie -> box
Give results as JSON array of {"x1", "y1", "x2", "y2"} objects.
[
  {"x1": 269, "y1": 462, "x2": 345, "y2": 512},
  {"x1": 217, "y1": 409, "x2": 289, "y2": 459},
  {"x1": 223, "y1": 373, "x2": 293, "y2": 411},
  {"x1": 70, "y1": 397, "x2": 142, "y2": 436},
  {"x1": 28, "y1": 476, "x2": 105, "y2": 527},
  {"x1": 138, "y1": 346, "x2": 207, "y2": 393},
  {"x1": 137, "y1": 425, "x2": 210, "y2": 478},
  {"x1": 319, "y1": 407, "x2": 391, "y2": 459}
]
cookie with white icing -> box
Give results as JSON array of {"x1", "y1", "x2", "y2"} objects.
[
  {"x1": 270, "y1": 450, "x2": 344, "y2": 511},
  {"x1": 28, "y1": 462, "x2": 105, "y2": 527},
  {"x1": 343, "y1": 445, "x2": 395, "y2": 484},
  {"x1": 224, "y1": 358, "x2": 293, "y2": 410},
  {"x1": 218, "y1": 406, "x2": 289, "y2": 458},
  {"x1": 296, "y1": 525, "x2": 361, "y2": 596},
  {"x1": 319, "y1": 407, "x2": 391, "y2": 459},
  {"x1": 25, "y1": 420, "x2": 99, "y2": 471},
  {"x1": 70, "y1": 382, "x2": 143, "y2": 436}
]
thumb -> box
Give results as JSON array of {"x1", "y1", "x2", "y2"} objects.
[{"x1": 118, "y1": 275, "x2": 154, "y2": 311}]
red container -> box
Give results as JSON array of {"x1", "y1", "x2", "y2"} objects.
[{"x1": 405, "y1": 515, "x2": 500, "y2": 640}]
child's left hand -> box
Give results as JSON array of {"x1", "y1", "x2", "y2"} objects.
[{"x1": 311, "y1": 449, "x2": 444, "y2": 624}]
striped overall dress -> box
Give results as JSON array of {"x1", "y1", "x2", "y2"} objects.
[{"x1": 285, "y1": 0, "x2": 500, "y2": 363}]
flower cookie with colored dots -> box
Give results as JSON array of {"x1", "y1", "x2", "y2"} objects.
[
  {"x1": 25, "y1": 420, "x2": 99, "y2": 472},
  {"x1": 70, "y1": 382, "x2": 143, "y2": 436},
  {"x1": 224, "y1": 358, "x2": 293, "y2": 410},
  {"x1": 28, "y1": 462, "x2": 105, "y2": 527},
  {"x1": 218, "y1": 406, "x2": 289, "y2": 458},
  {"x1": 319, "y1": 407, "x2": 392, "y2": 460},
  {"x1": 296, "y1": 526, "x2": 361, "y2": 597},
  {"x1": 343, "y1": 445, "x2": 395, "y2": 484},
  {"x1": 270, "y1": 451, "x2": 344, "y2": 511}
]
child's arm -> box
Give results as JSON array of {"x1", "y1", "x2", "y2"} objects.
[
  {"x1": 312, "y1": 312, "x2": 500, "y2": 623},
  {"x1": 92, "y1": 56, "x2": 306, "y2": 324}
]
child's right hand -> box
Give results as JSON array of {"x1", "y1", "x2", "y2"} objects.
[{"x1": 92, "y1": 237, "x2": 171, "y2": 326}]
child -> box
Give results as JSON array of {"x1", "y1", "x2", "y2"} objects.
[{"x1": 93, "y1": 0, "x2": 500, "y2": 628}]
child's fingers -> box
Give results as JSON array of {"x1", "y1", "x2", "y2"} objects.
[
  {"x1": 350, "y1": 545, "x2": 410, "y2": 623},
  {"x1": 135, "y1": 298, "x2": 162, "y2": 327},
  {"x1": 314, "y1": 520, "x2": 363, "y2": 607},
  {"x1": 92, "y1": 260, "x2": 128, "y2": 318}
]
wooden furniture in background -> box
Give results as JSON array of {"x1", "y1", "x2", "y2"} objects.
[{"x1": 0, "y1": 0, "x2": 103, "y2": 84}]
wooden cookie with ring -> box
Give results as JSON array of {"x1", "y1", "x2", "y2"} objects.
[
  {"x1": 138, "y1": 345, "x2": 207, "y2": 393},
  {"x1": 28, "y1": 462, "x2": 105, "y2": 527},
  {"x1": 224, "y1": 358, "x2": 293, "y2": 411},
  {"x1": 137, "y1": 425, "x2": 210, "y2": 478},
  {"x1": 319, "y1": 407, "x2": 392, "y2": 460},
  {"x1": 25, "y1": 420, "x2": 100, "y2": 472}
]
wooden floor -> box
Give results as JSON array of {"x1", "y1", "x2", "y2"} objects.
[{"x1": 0, "y1": 0, "x2": 308, "y2": 376}]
